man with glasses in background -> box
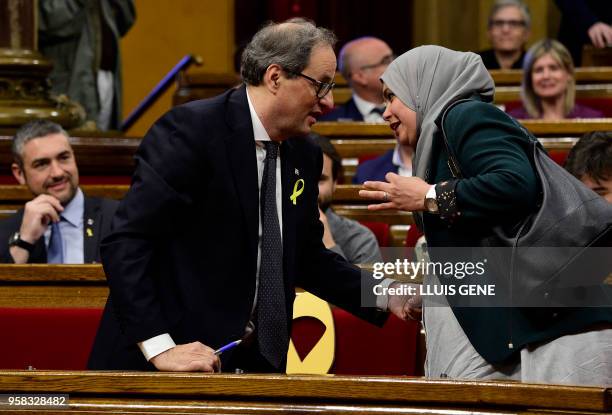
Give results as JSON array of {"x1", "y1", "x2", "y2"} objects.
[
  {"x1": 89, "y1": 18, "x2": 415, "y2": 374},
  {"x1": 477, "y1": 0, "x2": 531, "y2": 70},
  {"x1": 320, "y1": 36, "x2": 394, "y2": 122}
]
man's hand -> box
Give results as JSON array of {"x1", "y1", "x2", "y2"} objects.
[
  {"x1": 359, "y1": 173, "x2": 430, "y2": 212},
  {"x1": 9, "y1": 194, "x2": 64, "y2": 263},
  {"x1": 318, "y1": 207, "x2": 336, "y2": 249},
  {"x1": 588, "y1": 22, "x2": 612, "y2": 49},
  {"x1": 387, "y1": 281, "x2": 422, "y2": 321},
  {"x1": 19, "y1": 194, "x2": 64, "y2": 243},
  {"x1": 150, "y1": 341, "x2": 221, "y2": 372}
]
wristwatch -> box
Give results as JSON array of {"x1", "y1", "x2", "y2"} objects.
[
  {"x1": 424, "y1": 185, "x2": 439, "y2": 214},
  {"x1": 8, "y1": 232, "x2": 35, "y2": 253}
]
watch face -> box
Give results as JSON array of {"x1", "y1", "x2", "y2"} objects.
[
  {"x1": 8, "y1": 232, "x2": 19, "y2": 245},
  {"x1": 426, "y1": 198, "x2": 438, "y2": 213}
]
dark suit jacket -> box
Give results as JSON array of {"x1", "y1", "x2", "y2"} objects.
[
  {"x1": 476, "y1": 49, "x2": 525, "y2": 70},
  {"x1": 0, "y1": 195, "x2": 118, "y2": 263},
  {"x1": 352, "y1": 149, "x2": 397, "y2": 184},
  {"x1": 88, "y1": 85, "x2": 385, "y2": 371},
  {"x1": 319, "y1": 98, "x2": 364, "y2": 121}
]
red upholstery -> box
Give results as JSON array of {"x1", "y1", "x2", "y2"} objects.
[
  {"x1": 405, "y1": 224, "x2": 423, "y2": 248},
  {"x1": 3, "y1": 306, "x2": 420, "y2": 375},
  {"x1": 548, "y1": 150, "x2": 569, "y2": 166},
  {"x1": 357, "y1": 153, "x2": 381, "y2": 165},
  {"x1": 331, "y1": 309, "x2": 419, "y2": 375},
  {"x1": 360, "y1": 221, "x2": 390, "y2": 247},
  {"x1": 0, "y1": 308, "x2": 102, "y2": 370}
]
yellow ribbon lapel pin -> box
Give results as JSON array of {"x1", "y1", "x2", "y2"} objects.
[{"x1": 290, "y1": 179, "x2": 305, "y2": 205}]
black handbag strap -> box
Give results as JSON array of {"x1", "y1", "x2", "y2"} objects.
[{"x1": 437, "y1": 98, "x2": 473, "y2": 179}]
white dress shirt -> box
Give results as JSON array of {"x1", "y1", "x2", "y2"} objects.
[
  {"x1": 44, "y1": 187, "x2": 84, "y2": 263},
  {"x1": 352, "y1": 94, "x2": 386, "y2": 123},
  {"x1": 392, "y1": 145, "x2": 413, "y2": 177}
]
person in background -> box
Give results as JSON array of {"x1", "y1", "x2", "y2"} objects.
[
  {"x1": 38, "y1": 0, "x2": 136, "y2": 130},
  {"x1": 352, "y1": 135, "x2": 413, "y2": 184},
  {"x1": 477, "y1": 0, "x2": 531, "y2": 70},
  {"x1": 555, "y1": 0, "x2": 612, "y2": 66},
  {"x1": 320, "y1": 37, "x2": 393, "y2": 122},
  {"x1": 508, "y1": 39, "x2": 603, "y2": 119},
  {"x1": 309, "y1": 133, "x2": 382, "y2": 264},
  {"x1": 0, "y1": 120, "x2": 118, "y2": 264},
  {"x1": 565, "y1": 131, "x2": 612, "y2": 203}
]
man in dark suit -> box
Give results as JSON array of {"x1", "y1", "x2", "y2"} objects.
[
  {"x1": 88, "y1": 19, "x2": 413, "y2": 373},
  {"x1": 0, "y1": 120, "x2": 118, "y2": 264},
  {"x1": 320, "y1": 37, "x2": 393, "y2": 122}
]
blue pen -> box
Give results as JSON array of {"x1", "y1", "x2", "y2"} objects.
[{"x1": 214, "y1": 339, "x2": 242, "y2": 355}]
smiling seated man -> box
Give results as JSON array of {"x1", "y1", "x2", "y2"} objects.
[{"x1": 0, "y1": 120, "x2": 118, "y2": 264}]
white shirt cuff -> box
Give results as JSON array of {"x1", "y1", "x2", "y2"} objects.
[
  {"x1": 138, "y1": 333, "x2": 176, "y2": 361},
  {"x1": 375, "y1": 278, "x2": 395, "y2": 311}
]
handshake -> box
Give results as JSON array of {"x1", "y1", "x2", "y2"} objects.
[{"x1": 386, "y1": 281, "x2": 422, "y2": 321}]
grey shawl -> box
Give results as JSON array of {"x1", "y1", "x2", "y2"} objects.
[{"x1": 380, "y1": 45, "x2": 494, "y2": 182}]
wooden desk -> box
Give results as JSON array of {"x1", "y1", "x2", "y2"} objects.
[
  {"x1": 0, "y1": 264, "x2": 107, "y2": 308},
  {"x1": 0, "y1": 371, "x2": 609, "y2": 414},
  {"x1": 313, "y1": 119, "x2": 612, "y2": 138}
]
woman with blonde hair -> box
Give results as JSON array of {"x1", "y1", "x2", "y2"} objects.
[{"x1": 509, "y1": 39, "x2": 602, "y2": 119}]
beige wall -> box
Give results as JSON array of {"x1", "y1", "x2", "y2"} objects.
[
  {"x1": 413, "y1": 0, "x2": 558, "y2": 53},
  {"x1": 120, "y1": 0, "x2": 234, "y2": 136}
]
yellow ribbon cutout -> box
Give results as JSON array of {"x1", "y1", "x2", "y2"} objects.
[{"x1": 290, "y1": 179, "x2": 305, "y2": 205}]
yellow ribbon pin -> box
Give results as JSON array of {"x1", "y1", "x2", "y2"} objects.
[
  {"x1": 290, "y1": 179, "x2": 305, "y2": 205},
  {"x1": 86, "y1": 228, "x2": 93, "y2": 237}
]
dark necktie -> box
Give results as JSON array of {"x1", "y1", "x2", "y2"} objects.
[
  {"x1": 371, "y1": 106, "x2": 385, "y2": 117},
  {"x1": 47, "y1": 221, "x2": 64, "y2": 264},
  {"x1": 257, "y1": 141, "x2": 288, "y2": 369}
]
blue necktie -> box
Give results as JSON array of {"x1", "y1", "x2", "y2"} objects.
[
  {"x1": 257, "y1": 141, "x2": 288, "y2": 369},
  {"x1": 47, "y1": 221, "x2": 64, "y2": 264}
]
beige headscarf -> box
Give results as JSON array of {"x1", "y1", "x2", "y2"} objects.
[{"x1": 380, "y1": 45, "x2": 494, "y2": 181}]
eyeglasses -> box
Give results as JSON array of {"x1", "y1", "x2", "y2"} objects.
[
  {"x1": 288, "y1": 71, "x2": 335, "y2": 99},
  {"x1": 359, "y1": 54, "x2": 395, "y2": 71},
  {"x1": 490, "y1": 19, "x2": 526, "y2": 29}
]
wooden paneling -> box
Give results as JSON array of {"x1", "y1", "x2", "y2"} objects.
[
  {"x1": 0, "y1": 371, "x2": 609, "y2": 414},
  {"x1": 120, "y1": 0, "x2": 235, "y2": 136},
  {"x1": 0, "y1": 264, "x2": 107, "y2": 308}
]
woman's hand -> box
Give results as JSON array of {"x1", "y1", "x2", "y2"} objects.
[{"x1": 359, "y1": 172, "x2": 431, "y2": 212}]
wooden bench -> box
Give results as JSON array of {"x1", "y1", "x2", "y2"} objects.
[
  {"x1": 0, "y1": 128, "x2": 601, "y2": 185},
  {"x1": 0, "y1": 183, "x2": 414, "y2": 246},
  {"x1": 173, "y1": 67, "x2": 612, "y2": 108},
  {"x1": 0, "y1": 371, "x2": 609, "y2": 414}
]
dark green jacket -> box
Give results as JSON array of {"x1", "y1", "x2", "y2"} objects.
[{"x1": 423, "y1": 100, "x2": 612, "y2": 364}]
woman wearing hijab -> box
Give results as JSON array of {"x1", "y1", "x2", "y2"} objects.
[{"x1": 360, "y1": 45, "x2": 612, "y2": 385}]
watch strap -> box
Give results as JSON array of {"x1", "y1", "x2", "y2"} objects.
[{"x1": 9, "y1": 233, "x2": 36, "y2": 253}]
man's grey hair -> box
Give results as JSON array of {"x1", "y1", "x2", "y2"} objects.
[
  {"x1": 240, "y1": 17, "x2": 337, "y2": 85},
  {"x1": 12, "y1": 119, "x2": 69, "y2": 167},
  {"x1": 488, "y1": 0, "x2": 531, "y2": 29}
]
